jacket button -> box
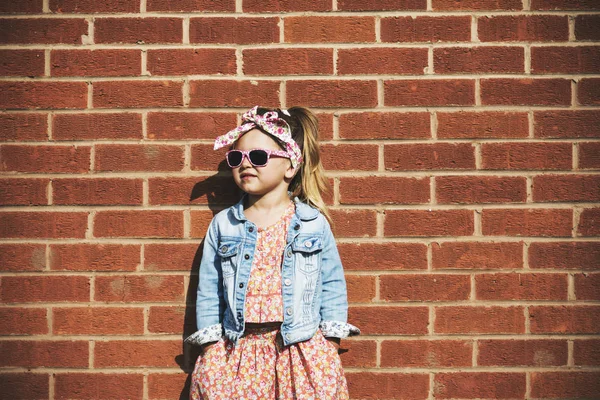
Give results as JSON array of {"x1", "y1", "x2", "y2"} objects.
[
  {"x1": 304, "y1": 240, "x2": 312, "y2": 248},
  {"x1": 220, "y1": 245, "x2": 228, "y2": 253},
  {"x1": 286, "y1": 308, "x2": 293, "y2": 316},
  {"x1": 284, "y1": 279, "x2": 292, "y2": 286},
  {"x1": 285, "y1": 333, "x2": 291, "y2": 340},
  {"x1": 294, "y1": 224, "x2": 300, "y2": 230},
  {"x1": 239, "y1": 283, "x2": 244, "y2": 288},
  {"x1": 249, "y1": 227, "x2": 254, "y2": 232},
  {"x1": 286, "y1": 248, "x2": 292, "y2": 258},
  {"x1": 244, "y1": 254, "x2": 250, "y2": 260}
]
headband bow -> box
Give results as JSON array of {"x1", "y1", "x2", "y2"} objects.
[{"x1": 213, "y1": 106, "x2": 303, "y2": 169}]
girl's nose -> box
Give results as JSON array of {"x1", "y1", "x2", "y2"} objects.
[{"x1": 240, "y1": 153, "x2": 253, "y2": 168}]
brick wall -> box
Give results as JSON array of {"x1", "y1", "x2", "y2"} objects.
[{"x1": 1, "y1": 0, "x2": 599, "y2": 399}]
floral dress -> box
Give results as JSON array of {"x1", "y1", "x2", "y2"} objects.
[{"x1": 190, "y1": 202, "x2": 349, "y2": 399}]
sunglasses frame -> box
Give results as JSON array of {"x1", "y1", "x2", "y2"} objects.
[{"x1": 225, "y1": 148, "x2": 291, "y2": 168}]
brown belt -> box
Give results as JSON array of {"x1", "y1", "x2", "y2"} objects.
[{"x1": 244, "y1": 322, "x2": 281, "y2": 334}]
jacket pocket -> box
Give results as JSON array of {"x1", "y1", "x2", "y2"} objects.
[
  {"x1": 291, "y1": 234, "x2": 323, "y2": 275},
  {"x1": 217, "y1": 240, "x2": 241, "y2": 277}
]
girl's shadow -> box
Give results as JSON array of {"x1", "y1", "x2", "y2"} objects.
[{"x1": 175, "y1": 162, "x2": 241, "y2": 399}]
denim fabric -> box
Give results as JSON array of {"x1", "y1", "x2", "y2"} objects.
[{"x1": 185, "y1": 196, "x2": 360, "y2": 347}]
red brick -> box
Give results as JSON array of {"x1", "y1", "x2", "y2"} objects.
[
  {"x1": 148, "y1": 373, "x2": 189, "y2": 400},
  {"x1": 243, "y1": 0, "x2": 330, "y2": 11},
  {"x1": 575, "y1": 273, "x2": 600, "y2": 301},
  {"x1": 53, "y1": 178, "x2": 143, "y2": 206},
  {"x1": 433, "y1": 0, "x2": 522, "y2": 9},
  {"x1": 1, "y1": 275, "x2": 89, "y2": 303},
  {"x1": 145, "y1": 243, "x2": 199, "y2": 271},
  {"x1": 95, "y1": 17, "x2": 182, "y2": 44},
  {"x1": 483, "y1": 208, "x2": 572, "y2": 237},
  {"x1": 0, "y1": 81, "x2": 88, "y2": 110},
  {"x1": 346, "y1": 275, "x2": 376, "y2": 303},
  {"x1": 244, "y1": 48, "x2": 332, "y2": 76},
  {"x1": 0, "y1": 308, "x2": 47, "y2": 335},
  {"x1": 147, "y1": 0, "x2": 234, "y2": 11},
  {"x1": 190, "y1": 143, "x2": 228, "y2": 171},
  {"x1": 339, "y1": 112, "x2": 430, "y2": 140},
  {"x1": 573, "y1": 339, "x2": 600, "y2": 365},
  {"x1": 0, "y1": 145, "x2": 90, "y2": 173},
  {"x1": 479, "y1": 339, "x2": 567, "y2": 366},
  {"x1": 339, "y1": 242, "x2": 428, "y2": 271},
  {"x1": 476, "y1": 273, "x2": 568, "y2": 300},
  {"x1": 53, "y1": 307, "x2": 144, "y2": 335},
  {"x1": 0, "y1": 212, "x2": 88, "y2": 239},
  {"x1": 95, "y1": 340, "x2": 180, "y2": 367},
  {"x1": 320, "y1": 144, "x2": 379, "y2": 171},
  {"x1": 532, "y1": 0, "x2": 600, "y2": 9},
  {"x1": 0, "y1": 50, "x2": 44, "y2": 77},
  {"x1": 478, "y1": 15, "x2": 568, "y2": 42},
  {"x1": 531, "y1": 372, "x2": 600, "y2": 398},
  {"x1": 380, "y1": 274, "x2": 470, "y2": 301},
  {"x1": 189, "y1": 80, "x2": 280, "y2": 108},
  {"x1": 50, "y1": 0, "x2": 139, "y2": 12},
  {"x1": 434, "y1": 46, "x2": 524, "y2": 74},
  {"x1": 532, "y1": 46, "x2": 600, "y2": 74},
  {"x1": 339, "y1": 340, "x2": 377, "y2": 367},
  {"x1": 340, "y1": 177, "x2": 429, "y2": 204},
  {"x1": 579, "y1": 208, "x2": 600, "y2": 236},
  {"x1": 385, "y1": 79, "x2": 475, "y2": 106},
  {"x1": 381, "y1": 16, "x2": 471, "y2": 42},
  {"x1": 287, "y1": 80, "x2": 377, "y2": 108},
  {"x1": 338, "y1": 0, "x2": 426, "y2": 10},
  {"x1": 285, "y1": 16, "x2": 375, "y2": 43},
  {"x1": 94, "y1": 81, "x2": 183, "y2": 108},
  {"x1": 481, "y1": 78, "x2": 571, "y2": 106},
  {"x1": 55, "y1": 373, "x2": 144, "y2": 400},
  {"x1": 381, "y1": 340, "x2": 472, "y2": 367},
  {"x1": 435, "y1": 306, "x2": 525, "y2": 334},
  {"x1": 49, "y1": 243, "x2": 139, "y2": 272},
  {"x1": 0, "y1": 178, "x2": 47, "y2": 206},
  {"x1": 53, "y1": 113, "x2": 142, "y2": 140},
  {"x1": 529, "y1": 242, "x2": 600, "y2": 270},
  {"x1": 148, "y1": 48, "x2": 236, "y2": 76},
  {"x1": 530, "y1": 305, "x2": 600, "y2": 333},
  {"x1": 316, "y1": 112, "x2": 334, "y2": 140},
  {"x1": 435, "y1": 372, "x2": 526, "y2": 399},
  {"x1": 349, "y1": 306, "x2": 429, "y2": 334},
  {"x1": 0, "y1": 0, "x2": 43, "y2": 13},
  {"x1": 95, "y1": 144, "x2": 184, "y2": 172},
  {"x1": 0, "y1": 113, "x2": 47, "y2": 141},
  {"x1": 579, "y1": 78, "x2": 600, "y2": 105},
  {"x1": 51, "y1": 49, "x2": 140, "y2": 77},
  {"x1": 580, "y1": 142, "x2": 600, "y2": 169},
  {"x1": 482, "y1": 142, "x2": 572, "y2": 170},
  {"x1": 437, "y1": 176, "x2": 526, "y2": 204},
  {"x1": 95, "y1": 275, "x2": 184, "y2": 303},
  {"x1": 535, "y1": 110, "x2": 600, "y2": 138},
  {"x1": 0, "y1": 244, "x2": 46, "y2": 272},
  {"x1": 148, "y1": 112, "x2": 236, "y2": 140},
  {"x1": 437, "y1": 111, "x2": 528, "y2": 139},
  {"x1": 330, "y1": 209, "x2": 377, "y2": 238},
  {"x1": 150, "y1": 176, "x2": 239, "y2": 206},
  {"x1": 0, "y1": 340, "x2": 88, "y2": 368},
  {"x1": 190, "y1": 17, "x2": 278, "y2": 44},
  {"x1": 385, "y1": 210, "x2": 474, "y2": 237},
  {"x1": 575, "y1": 15, "x2": 600, "y2": 41},
  {"x1": 347, "y1": 372, "x2": 429, "y2": 400},
  {"x1": 148, "y1": 306, "x2": 189, "y2": 334},
  {"x1": 384, "y1": 143, "x2": 475, "y2": 171},
  {"x1": 0, "y1": 373, "x2": 49, "y2": 400},
  {"x1": 0, "y1": 18, "x2": 87, "y2": 44},
  {"x1": 94, "y1": 210, "x2": 184, "y2": 238},
  {"x1": 338, "y1": 48, "x2": 427, "y2": 75},
  {"x1": 432, "y1": 242, "x2": 523, "y2": 270},
  {"x1": 190, "y1": 210, "x2": 216, "y2": 238},
  {"x1": 533, "y1": 175, "x2": 600, "y2": 203}
]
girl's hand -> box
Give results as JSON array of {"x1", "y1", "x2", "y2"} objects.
[
  {"x1": 200, "y1": 341, "x2": 217, "y2": 355},
  {"x1": 325, "y1": 337, "x2": 340, "y2": 351}
]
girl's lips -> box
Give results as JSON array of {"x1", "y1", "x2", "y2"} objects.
[{"x1": 240, "y1": 173, "x2": 256, "y2": 179}]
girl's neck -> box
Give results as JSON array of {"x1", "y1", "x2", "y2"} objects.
[{"x1": 244, "y1": 191, "x2": 293, "y2": 229}]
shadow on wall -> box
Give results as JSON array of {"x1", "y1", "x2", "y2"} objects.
[{"x1": 175, "y1": 161, "x2": 241, "y2": 399}]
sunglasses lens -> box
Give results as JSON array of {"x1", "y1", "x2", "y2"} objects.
[
  {"x1": 227, "y1": 151, "x2": 243, "y2": 167},
  {"x1": 249, "y1": 150, "x2": 269, "y2": 166}
]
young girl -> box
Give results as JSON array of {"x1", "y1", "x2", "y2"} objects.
[{"x1": 185, "y1": 105, "x2": 359, "y2": 399}]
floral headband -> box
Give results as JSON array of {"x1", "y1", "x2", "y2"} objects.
[{"x1": 213, "y1": 106, "x2": 303, "y2": 169}]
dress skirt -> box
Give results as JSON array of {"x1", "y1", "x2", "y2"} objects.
[{"x1": 190, "y1": 329, "x2": 349, "y2": 400}]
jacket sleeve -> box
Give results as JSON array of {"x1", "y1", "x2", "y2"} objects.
[
  {"x1": 318, "y1": 218, "x2": 360, "y2": 339},
  {"x1": 184, "y1": 218, "x2": 225, "y2": 346}
]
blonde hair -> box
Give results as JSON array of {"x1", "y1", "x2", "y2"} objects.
[{"x1": 256, "y1": 106, "x2": 331, "y2": 223}]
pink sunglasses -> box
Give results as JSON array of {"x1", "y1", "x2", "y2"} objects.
[{"x1": 225, "y1": 149, "x2": 290, "y2": 168}]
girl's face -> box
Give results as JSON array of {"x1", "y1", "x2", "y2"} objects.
[{"x1": 231, "y1": 129, "x2": 296, "y2": 197}]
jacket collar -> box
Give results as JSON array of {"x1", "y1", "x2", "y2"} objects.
[{"x1": 231, "y1": 194, "x2": 319, "y2": 222}]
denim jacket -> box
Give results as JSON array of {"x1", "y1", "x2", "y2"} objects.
[{"x1": 185, "y1": 195, "x2": 360, "y2": 347}]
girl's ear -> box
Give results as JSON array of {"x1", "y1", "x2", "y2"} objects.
[{"x1": 284, "y1": 163, "x2": 298, "y2": 180}]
